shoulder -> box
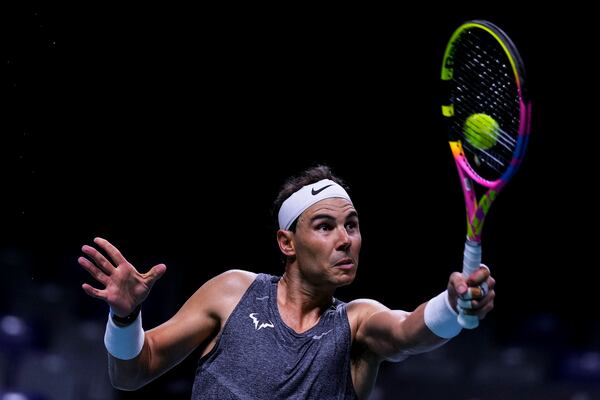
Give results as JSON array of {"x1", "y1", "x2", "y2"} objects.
[
  {"x1": 346, "y1": 298, "x2": 389, "y2": 339},
  {"x1": 346, "y1": 298, "x2": 390, "y2": 326},
  {"x1": 346, "y1": 299, "x2": 410, "y2": 337},
  {"x1": 185, "y1": 269, "x2": 257, "y2": 317},
  {"x1": 346, "y1": 299, "x2": 392, "y2": 366},
  {"x1": 202, "y1": 269, "x2": 258, "y2": 297},
  {"x1": 214, "y1": 269, "x2": 258, "y2": 285}
]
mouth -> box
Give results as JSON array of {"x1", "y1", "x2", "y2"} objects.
[{"x1": 333, "y1": 258, "x2": 354, "y2": 269}]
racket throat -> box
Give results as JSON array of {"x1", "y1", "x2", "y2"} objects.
[{"x1": 466, "y1": 189, "x2": 497, "y2": 242}]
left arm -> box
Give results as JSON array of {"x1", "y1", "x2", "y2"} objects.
[{"x1": 352, "y1": 266, "x2": 495, "y2": 362}]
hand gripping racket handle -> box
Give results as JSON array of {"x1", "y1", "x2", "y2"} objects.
[{"x1": 457, "y1": 240, "x2": 481, "y2": 329}]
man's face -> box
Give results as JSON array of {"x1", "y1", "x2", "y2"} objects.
[{"x1": 293, "y1": 198, "x2": 361, "y2": 287}]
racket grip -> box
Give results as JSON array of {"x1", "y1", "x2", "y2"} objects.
[{"x1": 457, "y1": 240, "x2": 481, "y2": 329}]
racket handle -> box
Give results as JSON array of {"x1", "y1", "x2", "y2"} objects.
[{"x1": 457, "y1": 240, "x2": 481, "y2": 329}]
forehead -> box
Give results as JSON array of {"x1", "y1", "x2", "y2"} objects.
[{"x1": 302, "y1": 198, "x2": 356, "y2": 218}]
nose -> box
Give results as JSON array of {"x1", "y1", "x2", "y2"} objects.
[{"x1": 335, "y1": 226, "x2": 351, "y2": 251}]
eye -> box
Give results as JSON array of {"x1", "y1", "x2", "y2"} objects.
[
  {"x1": 346, "y1": 220, "x2": 359, "y2": 231},
  {"x1": 316, "y1": 223, "x2": 332, "y2": 232}
]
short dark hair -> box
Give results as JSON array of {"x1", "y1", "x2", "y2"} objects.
[{"x1": 272, "y1": 164, "x2": 349, "y2": 232}]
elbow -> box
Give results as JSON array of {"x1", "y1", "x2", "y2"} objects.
[
  {"x1": 109, "y1": 372, "x2": 143, "y2": 391},
  {"x1": 111, "y1": 382, "x2": 138, "y2": 392},
  {"x1": 385, "y1": 341, "x2": 445, "y2": 363},
  {"x1": 385, "y1": 351, "x2": 411, "y2": 363},
  {"x1": 386, "y1": 339, "x2": 427, "y2": 362},
  {"x1": 108, "y1": 358, "x2": 148, "y2": 391},
  {"x1": 113, "y1": 384, "x2": 144, "y2": 392},
  {"x1": 386, "y1": 320, "x2": 449, "y2": 360}
]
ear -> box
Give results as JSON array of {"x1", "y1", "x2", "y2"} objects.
[{"x1": 276, "y1": 230, "x2": 295, "y2": 257}]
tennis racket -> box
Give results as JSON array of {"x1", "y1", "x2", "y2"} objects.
[{"x1": 440, "y1": 20, "x2": 531, "y2": 328}]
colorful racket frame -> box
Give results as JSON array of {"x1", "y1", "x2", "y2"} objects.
[{"x1": 441, "y1": 20, "x2": 532, "y2": 243}]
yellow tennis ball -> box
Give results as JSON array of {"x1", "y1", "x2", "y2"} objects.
[{"x1": 463, "y1": 113, "x2": 499, "y2": 150}]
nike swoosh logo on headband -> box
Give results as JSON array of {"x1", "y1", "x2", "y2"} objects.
[{"x1": 311, "y1": 184, "x2": 333, "y2": 195}]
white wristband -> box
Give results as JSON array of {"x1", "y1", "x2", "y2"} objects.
[
  {"x1": 424, "y1": 290, "x2": 462, "y2": 339},
  {"x1": 104, "y1": 308, "x2": 144, "y2": 360}
]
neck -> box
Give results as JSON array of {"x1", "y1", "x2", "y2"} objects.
[{"x1": 277, "y1": 271, "x2": 335, "y2": 333}]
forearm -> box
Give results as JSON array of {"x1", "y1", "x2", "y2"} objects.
[
  {"x1": 105, "y1": 307, "x2": 220, "y2": 390},
  {"x1": 358, "y1": 291, "x2": 461, "y2": 362},
  {"x1": 104, "y1": 309, "x2": 153, "y2": 390},
  {"x1": 108, "y1": 349, "x2": 150, "y2": 391},
  {"x1": 390, "y1": 303, "x2": 450, "y2": 357}
]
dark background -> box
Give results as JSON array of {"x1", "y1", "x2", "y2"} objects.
[{"x1": 2, "y1": 3, "x2": 598, "y2": 399}]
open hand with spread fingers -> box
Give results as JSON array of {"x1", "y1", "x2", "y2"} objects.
[{"x1": 78, "y1": 237, "x2": 167, "y2": 318}]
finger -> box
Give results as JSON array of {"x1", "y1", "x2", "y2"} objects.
[
  {"x1": 467, "y1": 264, "x2": 491, "y2": 286},
  {"x1": 78, "y1": 256, "x2": 110, "y2": 286},
  {"x1": 457, "y1": 298, "x2": 474, "y2": 310},
  {"x1": 145, "y1": 263, "x2": 167, "y2": 283},
  {"x1": 459, "y1": 290, "x2": 495, "y2": 313},
  {"x1": 461, "y1": 282, "x2": 489, "y2": 300},
  {"x1": 476, "y1": 299, "x2": 495, "y2": 320},
  {"x1": 94, "y1": 237, "x2": 128, "y2": 267},
  {"x1": 463, "y1": 297, "x2": 495, "y2": 318},
  {"x1": 81, "y1": 283, "x2": 108, "y2": 300},
  {"x1": 449, "y1": 271, "x2": 468, "y2": 297},
  {"x1": 479, "y1": 289, "x2": 495, "y2": 307},
  {"x1": 81, "y1": 245, "x2": 114, "y2": 276}
]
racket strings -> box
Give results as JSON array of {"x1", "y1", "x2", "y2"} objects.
[
  {"x1": 458, "y1": 38, "x2": 520, "y2": 133},
  {"x1": 451, "y1": 30, "x2": 521, "y2": 178},
  {"x1": 457, "y1": 36, "x2": 520, "y2": 137},
  {"x1": 459, "y1": 36, "x2": 519, "y2": 116}
]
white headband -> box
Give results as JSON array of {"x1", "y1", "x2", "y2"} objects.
[{"x1": 278, "y1": 179, "x2": 352, "y2": 230}]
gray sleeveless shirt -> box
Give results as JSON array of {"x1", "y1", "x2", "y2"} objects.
[{"x1": 191, "y1": 273, "x2": 358, "y2": 399}]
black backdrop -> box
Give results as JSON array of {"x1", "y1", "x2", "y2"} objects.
[{"x1": 3, "y1": 3, "x2": 598, "y2": 399}]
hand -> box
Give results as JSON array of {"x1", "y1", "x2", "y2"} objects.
[
  {"x1": 78, "y1": 237, "x2": 167, "y2": 317},
  {"x1": 447, "y1": 265, "x2": 495, "y2": 320}
]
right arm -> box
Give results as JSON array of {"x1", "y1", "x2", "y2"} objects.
[
  {"x1": 351, "y1": 266, "x2": 495, "y2": 362},
  {"x1": 78, "y1": 237, "x2": 255, "y2": 390}
]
